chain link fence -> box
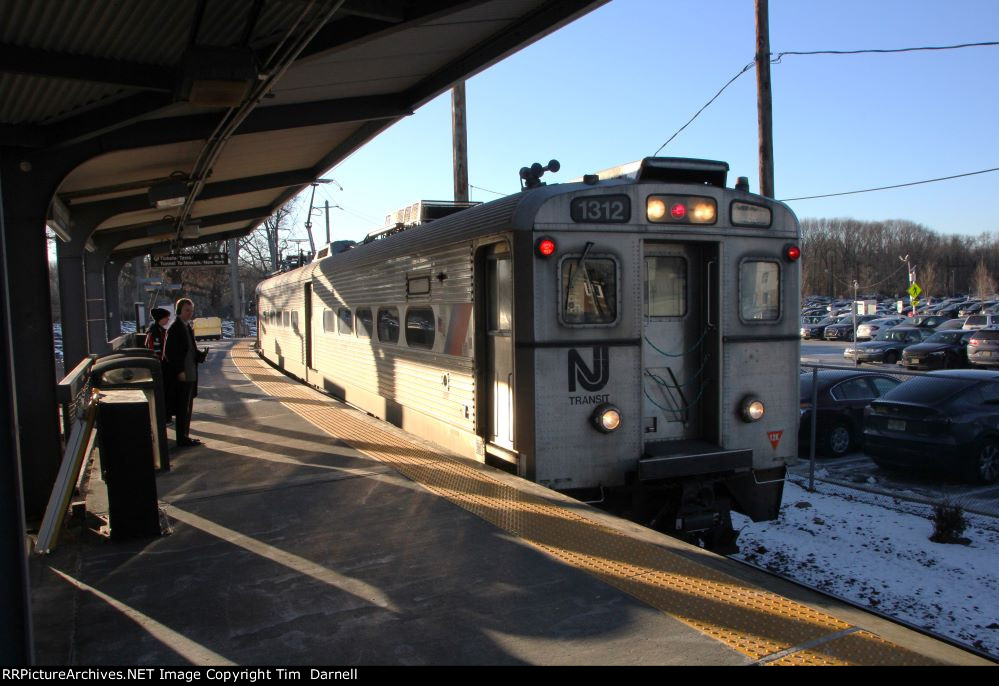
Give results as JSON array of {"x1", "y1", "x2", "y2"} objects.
[{"x1": 797, "y1": 361, "x2": 999, "y2": 520}]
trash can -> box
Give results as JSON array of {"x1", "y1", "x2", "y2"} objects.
[
  {"x1": 96, "y1": 389, "x2": 160, "y2": 540},
  {"x1": 92, "y1": 353, "x2": 170, "y2": 471}
]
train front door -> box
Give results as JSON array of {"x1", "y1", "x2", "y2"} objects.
[
  {"x1": 641, "y1": 243, "x2": 711, "y2": 444},
  {"x1": 483, "y1": 243, "x2": 515, "y2": 453}
]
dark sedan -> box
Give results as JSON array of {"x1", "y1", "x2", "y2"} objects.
[
  {"x1": 823, "y1": 315, "x2": 878, "y2": 341},
  {"x1": 900, "y1": 330, "x2": 974, "y2": 370},
  {"x1": 864, "y1": 370, "x2": 999, "y2": 483},
  {"x1": 844, "y1": 326, "x2": 931, "y2": 365},
  {"x1": 801, "y1": 315, "x2": 840, "y2": 340},
  {"x1": 967, "y1": 328, "x2": 999, "y2": 368},
  {"x1": 799, "y1": 370, "x2": 901, "y2": 457},
  {"x1": 906, "y1": 314, "x2": 950, "y2": 329}
]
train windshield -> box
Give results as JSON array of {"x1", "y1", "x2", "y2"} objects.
[{"x1": 561, "y1": 254, "x2": 617, "y2": 325}]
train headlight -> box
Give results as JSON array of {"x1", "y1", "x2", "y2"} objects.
[
  {"x1": 691, "y1": 201, "x2": 716, "y2": 223},
  {"x1": 591, "y1": 403, "x2": 622, "y2": 433},
  {"x1": 646, "y1": 195, "x2": 717, "y2": 224},
  {"x1": 739, "y1": 397, "x2": 765, "y2": 423},
  {"x1": 647, "y1": 198, "x2": 667, "y2": 221}
]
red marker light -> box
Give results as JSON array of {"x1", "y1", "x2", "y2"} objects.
[
  {"x1": 536, "y1": 237, "x2": 556, "y2": 257},
  {"x1": 784, "y1": 244, "x2": 801, "y2": 261},
  {"x1": 670, "y1": 203, "x2": 686, "y2": 219}
]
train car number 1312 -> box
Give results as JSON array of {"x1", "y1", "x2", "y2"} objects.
[{"x1": 570, "y1": 195, "x2": 630, "y2": 223}]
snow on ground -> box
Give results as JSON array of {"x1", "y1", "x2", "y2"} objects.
[{"x1": 732, "y1": 477, "x2": 999, "y2": 658}]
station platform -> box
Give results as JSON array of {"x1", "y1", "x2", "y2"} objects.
[{"x1": 30, "y1": 341, "x2": 989, "y2": 666}]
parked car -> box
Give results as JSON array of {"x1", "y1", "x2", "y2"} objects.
[
  {"x1": 864, "y1": 370, "x2": 999, "y2": 483},
  {"x1": 959, "y1": 300, "x2": 998, "y2": 318},
  {"x1": 967, "y1": 328, "x2": 999, "y2": 368},
  {"x1": 935, "y1": 317, "x2": 967, "y2": 331},
  {"x1": 963, "y1": 314, "x2": 999, "y2": 330},
  {"x1": 799, "y1": 370, "x2": 901, "y2": 457},
  {"x1": 856, "y1": 317, "x2": 904, "y2": 341},
  {"x1": 906, "y1": 314, "x2": 949, "y2": 329},
  {"x1": 845, "y1": 326, "x2": 932, "y2": 365},
  {"x1": 823, "y1": 315, "x2": 878, "y2": 341},
  {"x1": 801, "y1": 315, "x2": 840, "y2": 340},
  {"x1": 900, "y1": 330, "x2": 974, "y2": 370}
]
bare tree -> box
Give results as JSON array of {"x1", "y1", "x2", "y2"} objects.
[
  {"x1": 972, "y1": 259, "x2": 997, "y2": 299},
  {"x1": 919, "y1": 260, "x2": 939, "y2": 302}
]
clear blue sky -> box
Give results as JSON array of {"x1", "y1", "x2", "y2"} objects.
[{"x1": 290, "y1": 0, "x2": 999, "y2": 246}]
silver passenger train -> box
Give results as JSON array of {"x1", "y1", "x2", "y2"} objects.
[{"x1": 256, "y1": 158, "x2": 801, "y2": 548}]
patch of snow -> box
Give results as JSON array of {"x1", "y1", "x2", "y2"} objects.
[{"x1": 732, "y1": 480, "x2": 999, "y2": 657}]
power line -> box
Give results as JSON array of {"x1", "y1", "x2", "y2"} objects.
[
  {"x1": 469, "y1": 183, "x2": 508, "y2": 197},
  {"x1": 772, "y1": 41, "x2": 999, "y2": 61},
  {"x1": 651, "y1": 40, "x2": 999, "y2": 155},
  {"x1": 652, "y1": 61, "x2": 755, "y2": 156},
  {"x1": 779, "y1": 166, "x2": 999, "y2": 202}
]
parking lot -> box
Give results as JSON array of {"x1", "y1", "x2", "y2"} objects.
[{"x1": 798, "y1": 340, "x2": 999, "y2": 517}]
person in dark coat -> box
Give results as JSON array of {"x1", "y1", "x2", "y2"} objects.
[
  {"x1": 144, "y1": 307, "x2": 170, "y2": 361},
  {"x1": 164, "y1": 298, "x2": 207, "y2": 448}
]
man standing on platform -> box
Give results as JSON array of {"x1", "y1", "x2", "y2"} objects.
[{"x1": 164, "y1": 297, "x2": 207, "y2": 448}]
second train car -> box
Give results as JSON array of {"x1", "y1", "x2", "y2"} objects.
[{"x1": 256, "y1": 157, "x2": 801, "y2": 549}]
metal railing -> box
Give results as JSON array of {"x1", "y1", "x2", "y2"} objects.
[{"x1": 798, "y1": 361, "x2": 999, "y2": 520}]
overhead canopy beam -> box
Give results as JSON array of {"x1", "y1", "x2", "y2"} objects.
[
  {"x1": 28, "y1": 93, "x2": 411, "y2": 154},
  {"x1": 405, "y1": 0, "x2": 599, "y2": 107},
  {"x1": 66, "y1": 168, "x2": 315, "y2": 215},
  {"x1": 0, "y1": 43, "x2": 174, "y2": 91},
  {"x1": 298, "y1": 0, "x2": 491, "y2": 60},
  {"x1": 339, "y1": 0, "x2": 407, "y2": 23}
]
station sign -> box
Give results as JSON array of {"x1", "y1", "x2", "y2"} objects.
[{"x1": 151, "y1": 252, "x2": 228, "y2": 268}]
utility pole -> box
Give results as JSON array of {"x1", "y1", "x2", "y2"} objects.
[
  {"x1": 452, "y1": 81, "x2": 469, "y2": 202},
  {"x1": 324, "y1": 200, "x2": 331, "y2": 245},
  {"x1": 228, "y1": 239, "x2": 244, "y2": 336},
  {"x1": 304, "y1": 182, "x2": 320, "y2": 257},
  {"x1": 852, "y1": 279, "x2": 858, "y2": 341},
  {"x1": 755, "y1": 0, "x2": 775, "y2": 198}
]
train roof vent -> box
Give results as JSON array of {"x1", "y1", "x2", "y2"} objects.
[
  {"x1": 366, "y1": 200, "x2": 480, "y2": 243},
  {"x1": 586, "y1": 157, "x2": 729, "y2": 187},
  {"x1": 314, "y1": 240, "x2": 356, "y2": 260}
]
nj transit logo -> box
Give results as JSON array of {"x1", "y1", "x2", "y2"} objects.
[{"x1": 568, "y1": 346, "x2": 610, "y2": 392}]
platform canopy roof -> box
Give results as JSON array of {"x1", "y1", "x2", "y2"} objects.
[{"x1": 0, "y1": 0, "x2": 605, "y2": 257}]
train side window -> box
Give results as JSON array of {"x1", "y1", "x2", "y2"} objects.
[
  {"x1": 323, "y1": 309, "x2": 334, "y2": 333},
  {"x1": 644, "y1": 256, "x2": 687, "y2": 317},
  {"x1": 283, "y1": 311, "x2": 290, "y2": 327},
  {"x1": 338, "y1": 308, "x2": 353, "y2": 335},
  {"x1": 559, "y1": 255, "x2": 618, "y2": 326},
  {"x1": 356, "y1": 308, "x2": 373, "y2": 338},
  {"x1": 406, "y1": 307, "x2": 436, "y2": 349},
  {"x1": 377, "y1": 307, "x2": 400, "y2": 343},
  {"x1": 739, "y1": 260, "x2": 780, "y2": 322},
  {"x1": 291, "y1": 311, "x2": 299, "y2": 331}
]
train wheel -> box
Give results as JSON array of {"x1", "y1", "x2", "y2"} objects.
[{"x1": 699, "y1": 510, "x2": 739, "y2": 555}]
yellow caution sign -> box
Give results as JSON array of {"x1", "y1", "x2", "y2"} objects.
[{"x1": 908, "y1": 282, "x2": 922, "y2": 299}]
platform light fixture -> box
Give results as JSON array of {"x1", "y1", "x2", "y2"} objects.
[{"x1": 148, "y1": 178, "x2": 189, "y2": 209}]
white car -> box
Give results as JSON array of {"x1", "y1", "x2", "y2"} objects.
[{"x1": 856, "y1": 317, "x2": 904, "y2": 341}]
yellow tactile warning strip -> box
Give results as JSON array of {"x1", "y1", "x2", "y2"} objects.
[{"x1": 229, "y1": 343, "x2": 942, "y2": 666}]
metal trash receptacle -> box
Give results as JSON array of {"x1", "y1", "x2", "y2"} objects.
[
  {"x1": 92, "y1": 353, "x2": 170, "y2": 471},
  {"x1": 96, "y1": 389, "x2": 160, "y2": 540}
]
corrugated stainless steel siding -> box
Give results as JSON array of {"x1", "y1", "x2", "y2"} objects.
[{"x1": 258, "y1": 277, "x2": 305, "y2": 371}]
